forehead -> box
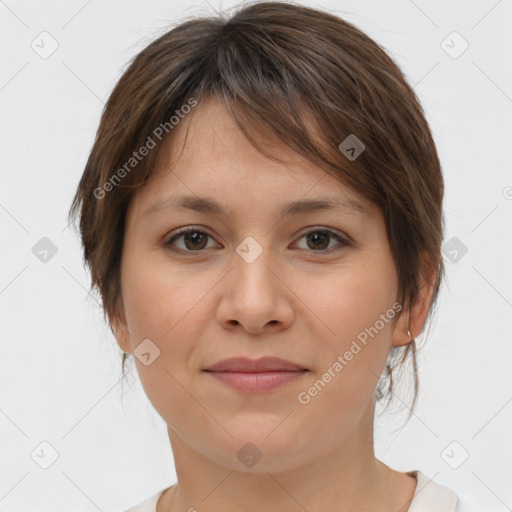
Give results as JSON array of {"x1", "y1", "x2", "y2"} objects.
[
  {"x1": 159, "y1": 97, "x2": 316, "y2": 174},
  {"x1": 130, "y1": 96, "x2": 377, "y2": 218}
]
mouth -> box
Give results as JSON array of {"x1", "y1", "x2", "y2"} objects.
[{"x1": 203, "y1": 357, "x2": 309, "y2": 392}]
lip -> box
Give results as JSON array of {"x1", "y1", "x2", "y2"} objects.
[
  {"x1": 204, "y1": 356, "x2": 307, "y2": 372},
  {"x1": 203, "y1": 357, "x2": 308, "y2": 392}
]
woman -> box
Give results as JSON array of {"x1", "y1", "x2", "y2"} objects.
[{"x1": 69, "y1": 2, "x2": 459, "y2": 510}]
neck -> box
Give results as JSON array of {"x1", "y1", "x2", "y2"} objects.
[{"x1": 157, "y1": 400, "x2": 417, "y2": 512}]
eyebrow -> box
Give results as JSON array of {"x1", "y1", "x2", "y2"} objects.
[{"x1": 143, "y1": 194, "x2": 372, "y2": 219}]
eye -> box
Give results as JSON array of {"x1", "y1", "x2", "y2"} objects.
[
  {"x1": 165, "y1": 228, "x2": 217, "y2": 252},
  {"x1": 164, "y1": 227, "x2": 350, "y2": 254},
  {"x1": 293, "y1": 228, "x2": 350, "y2": 252}
]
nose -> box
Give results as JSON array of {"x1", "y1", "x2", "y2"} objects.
[{"x1": 215, "y1": 244, "x2": 295, "y2": 335}]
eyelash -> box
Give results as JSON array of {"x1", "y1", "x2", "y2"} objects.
[{"x1": 164, "y1": 226, "x2": 351, "y2": 255}]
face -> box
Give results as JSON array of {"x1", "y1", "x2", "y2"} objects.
[{"x1": 114, "y1": 97, "x2": 423, "y2": 473}]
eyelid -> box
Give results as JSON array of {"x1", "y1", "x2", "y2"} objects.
[
  {"x1": 165, "y1": 225, "x2": 220, "y2": 251},
  {"x1": 164, "y1": 225, "x2": 351, "y2": 254},
  {"x1": 293, "y1": 227, "x2": 351, "y2": 252}
]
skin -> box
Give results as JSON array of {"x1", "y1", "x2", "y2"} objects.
[{"x1": 113, "y1": 96, "x2": 435, "y2": 512}]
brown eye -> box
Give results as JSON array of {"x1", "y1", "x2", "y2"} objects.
[
  {"x1": 295, "y1": 229, "x2": 350, "y2": 252},
  {"x1": 182, "y1": 231, "x2": 208, "y2": 250},
  {"x1": 305, "y1": 231, "x2": 330, "y2": 250},
  {"x1": 165, "y1": 229, "x2": 215, "y2": 252}
]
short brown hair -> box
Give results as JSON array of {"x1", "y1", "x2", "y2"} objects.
[{"x1": 68, "y1": 0, "x2": 445, "y2": 415}]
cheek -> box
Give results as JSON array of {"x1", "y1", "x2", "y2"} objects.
[
  {"x1": 124, "y1": 286, "x2": 199, "y2": 427},
  {"x1": 297, "y1": 262, "x2": 396, "y2": 342},
  {"x1": 122, "y1": 253, "x2": 207, "y2": 342},
  {"x1": 296, "y1": 264, "x2": 396, "y2": 397},
  {"x1": 120, "y1": 257, "x2": 214, "y2": 414}
]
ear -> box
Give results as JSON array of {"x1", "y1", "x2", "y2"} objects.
[
  {"x1": 110, "y1": 300, "x2": 133, "y2": 354},
  {"x1": 392, "y1": 260, "x2": 437, "y2": 347}
]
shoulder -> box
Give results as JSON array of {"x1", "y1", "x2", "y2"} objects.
[
  {"x1": 407, "y1": 470, "x2": 459, "y2": 512},
  {"x1": 121, "y1": 489, "x2": 167, "y2": 512}
]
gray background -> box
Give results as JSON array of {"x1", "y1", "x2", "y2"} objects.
[{"x1": 1, "y1": 0, "x2": 511, "y2": 510}]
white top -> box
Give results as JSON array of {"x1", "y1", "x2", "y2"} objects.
[{"x1": 123, "y1": 470, "x2": 459, "y2": 512}]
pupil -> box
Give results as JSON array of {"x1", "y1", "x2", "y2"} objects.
[
  {"x1": 185, "y1": 231, "x2": 206, "y2": 250},
  {"x1": 308, "y1": 232, "x2": 329, "y2": 250}
]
